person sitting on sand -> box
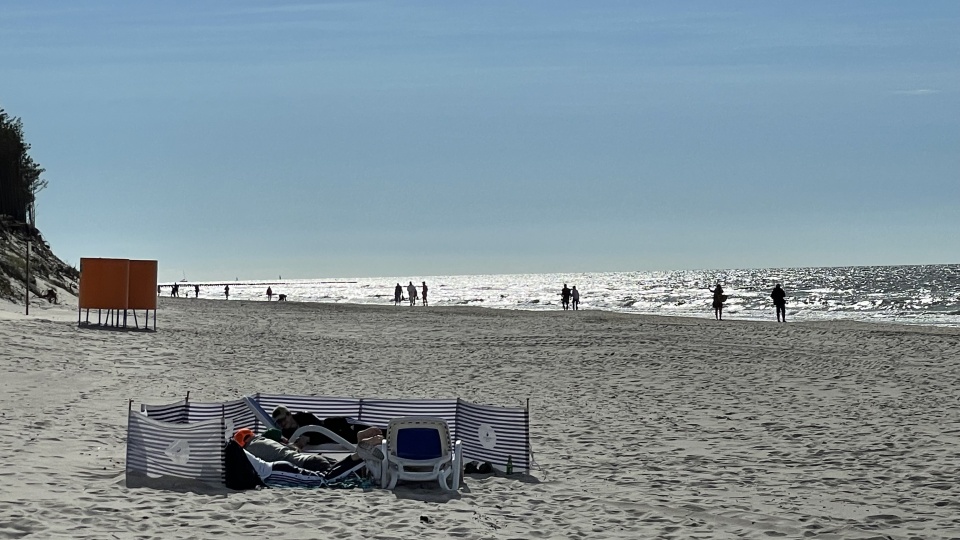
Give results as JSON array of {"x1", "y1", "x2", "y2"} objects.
[
  {"x1": 39, "y1": 288, "x2": 58, "y2": 304},
  {"x1": 272, "y1": 406, "x2": 383, "y2": 446}
]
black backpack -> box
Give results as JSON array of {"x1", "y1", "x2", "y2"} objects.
[{"x1": 223, "y1": 440, "x2": 266, "y2": 490}]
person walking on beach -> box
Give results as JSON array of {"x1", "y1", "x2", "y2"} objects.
[
  {"x1": 771, "y1": 283, "x2": 787, "y2": 322},
  {"x1": 266, "y1": 286, "x2": 273, "y2": 301},
  {"x1": 561, "y1": 284, "x2": 571, "y2": 310},
  {"x1": 710, "y1": 282, "x2": 725, "y2": 320},
  {"x1": 194, "y1": 284, "x2": 200, "y2": 298},
  {"x1": 394, "y1": 283, "x2": 403, "y2": 305},
  {"x1": 224, "y1": 284, "x2": 230, "y2": 300},
  {"x1": 422, "y1": 281, "x2": 429, "y2": 306},
  {"x1": 407, "y1": 281, "x2": 418, "y2": 306},
  {"x1": 571, "y1": 286, "x2": 580, "y2": 310}
]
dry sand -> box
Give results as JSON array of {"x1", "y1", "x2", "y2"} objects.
[{"x1": 1, "y1": 296, "x2": 959, "y2": 539}]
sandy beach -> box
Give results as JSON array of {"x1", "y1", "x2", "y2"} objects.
[{"x1": 2, "y1": 296, "x2": 959, "y2": 539}]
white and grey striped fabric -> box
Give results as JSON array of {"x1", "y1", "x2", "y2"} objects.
[
  {"x1": 125, "y1": 410, "x2": 225, "y2": 485},
  {"x1": 263, "y1": 471, "x2": 328, "y2": 488},
  {"x1": 141, "y1": 399, "x2": 259, "y2": 438},
  {"x1": 133, "y1": 394, "x2": 532, "y2": 483},
  {"x1": 457, "y1": 400, "x2": 530, "y2": 473},
  {"x1": 257, "y1": 395, "x2": 362, "y2": 420}
]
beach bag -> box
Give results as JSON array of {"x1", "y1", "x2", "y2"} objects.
[{"x1": 223, "y1": 440, "x2": 266, "y2": 490}]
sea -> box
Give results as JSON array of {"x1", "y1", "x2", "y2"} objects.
[{"x1": 170, "y1": 264, "x2": 960, "y2": 328}]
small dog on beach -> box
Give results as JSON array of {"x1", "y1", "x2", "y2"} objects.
[{"x1": 277, "y1": 294, "x2": 287, "y2": 301}]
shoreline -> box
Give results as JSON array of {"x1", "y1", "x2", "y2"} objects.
[
  {"x1": 6, "y1": 295, "x2": 960, "y2": 335},
  {"x1": 150, "y1": 264, "x2": 960, "y2": 330}
]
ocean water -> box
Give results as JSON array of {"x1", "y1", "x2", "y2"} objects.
[{"x1": 170, "y1": 264, "x2": 960, "y2": 327}]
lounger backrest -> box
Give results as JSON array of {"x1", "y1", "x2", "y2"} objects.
[
  {"x1": 396, "y1": 428, "x2": 443, "y2": 460},
  {"x1": 242, "y1": 396, "x2": 280, "y2": 431},
  {"x1": 388, "y1": 417, "x2": 451, "y2": 461}
]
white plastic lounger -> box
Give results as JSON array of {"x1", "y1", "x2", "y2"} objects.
[
  {"x1": 374, "y1": 416, "x2": 462, "y2": 491},
  {"x1": 242, "y1": 396, "x2": 356, "y2": 454},
  {"x1": 288, "y1": 425, "x2": 356, "y2": 454}
]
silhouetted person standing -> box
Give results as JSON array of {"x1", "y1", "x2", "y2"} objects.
[
  {"x1": 224, "y1": 284, "x2": 230, "y2": 300},
  {"x1": 561, "y1": 284, "x2": 571, "y2": 310},
  {"x1": 266, "y1": 286, "x2": 273, "y2": 301},
  {"x1": 407, "y1": 281, "x2": 418, "y2": 306},
  {"x1": 422, "y1": 281, "x2": 428, "y2": 306},
  {"x1": 194, "y1": 284, "x2": 200, "y2": 298},
  {"x1": 771, "y1": 283, "x2": 786, "y2": 322},
  {"x1": 394, "y1": 283, "x2": 403, "y2": 305},
  {"x1": 710, "y1": 282, "x2": 725, "y2": 320},
  {"x1": 571, "y1": 286, "x2": 580, "y2": 310}
]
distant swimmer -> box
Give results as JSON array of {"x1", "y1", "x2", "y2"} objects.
[{"x1": 771, "y1": 283, "x2": 786, "y2": 322}]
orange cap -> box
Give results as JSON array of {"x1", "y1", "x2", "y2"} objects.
[{"x1": 233, "y1": 428, "x2": 255, "y2": 447}]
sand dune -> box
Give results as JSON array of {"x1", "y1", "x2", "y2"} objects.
[{"x1": 1, "y1": 296, "x2": 959, "y2": 539}]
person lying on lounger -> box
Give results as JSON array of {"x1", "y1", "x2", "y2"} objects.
[
  {"x1": 272, "y1": 406, "x2": 383, "y2": 446},
  {"x1": 231, "y1": 429, "x2": 365, "y2": 486},
  {"x1": 234, "y1": 428, "x2": 383, "y2": 474}
]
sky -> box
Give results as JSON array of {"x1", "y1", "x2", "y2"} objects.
[{"x1": 2, "y1": 1, "x2": 958, "y2": 282}]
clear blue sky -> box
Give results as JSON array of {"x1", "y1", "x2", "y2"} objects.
[{"x1": 3, "y1": 1, "x2": 958, "y2": 282}]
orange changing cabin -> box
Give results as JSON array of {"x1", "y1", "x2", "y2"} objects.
[{"x1": 78, "y1": 258, "x2": 158, "y2": 330}]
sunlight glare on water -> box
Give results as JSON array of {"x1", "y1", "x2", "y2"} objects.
[{"x1": 168, "y1": 264, "x2": 960, "y2": 327}]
